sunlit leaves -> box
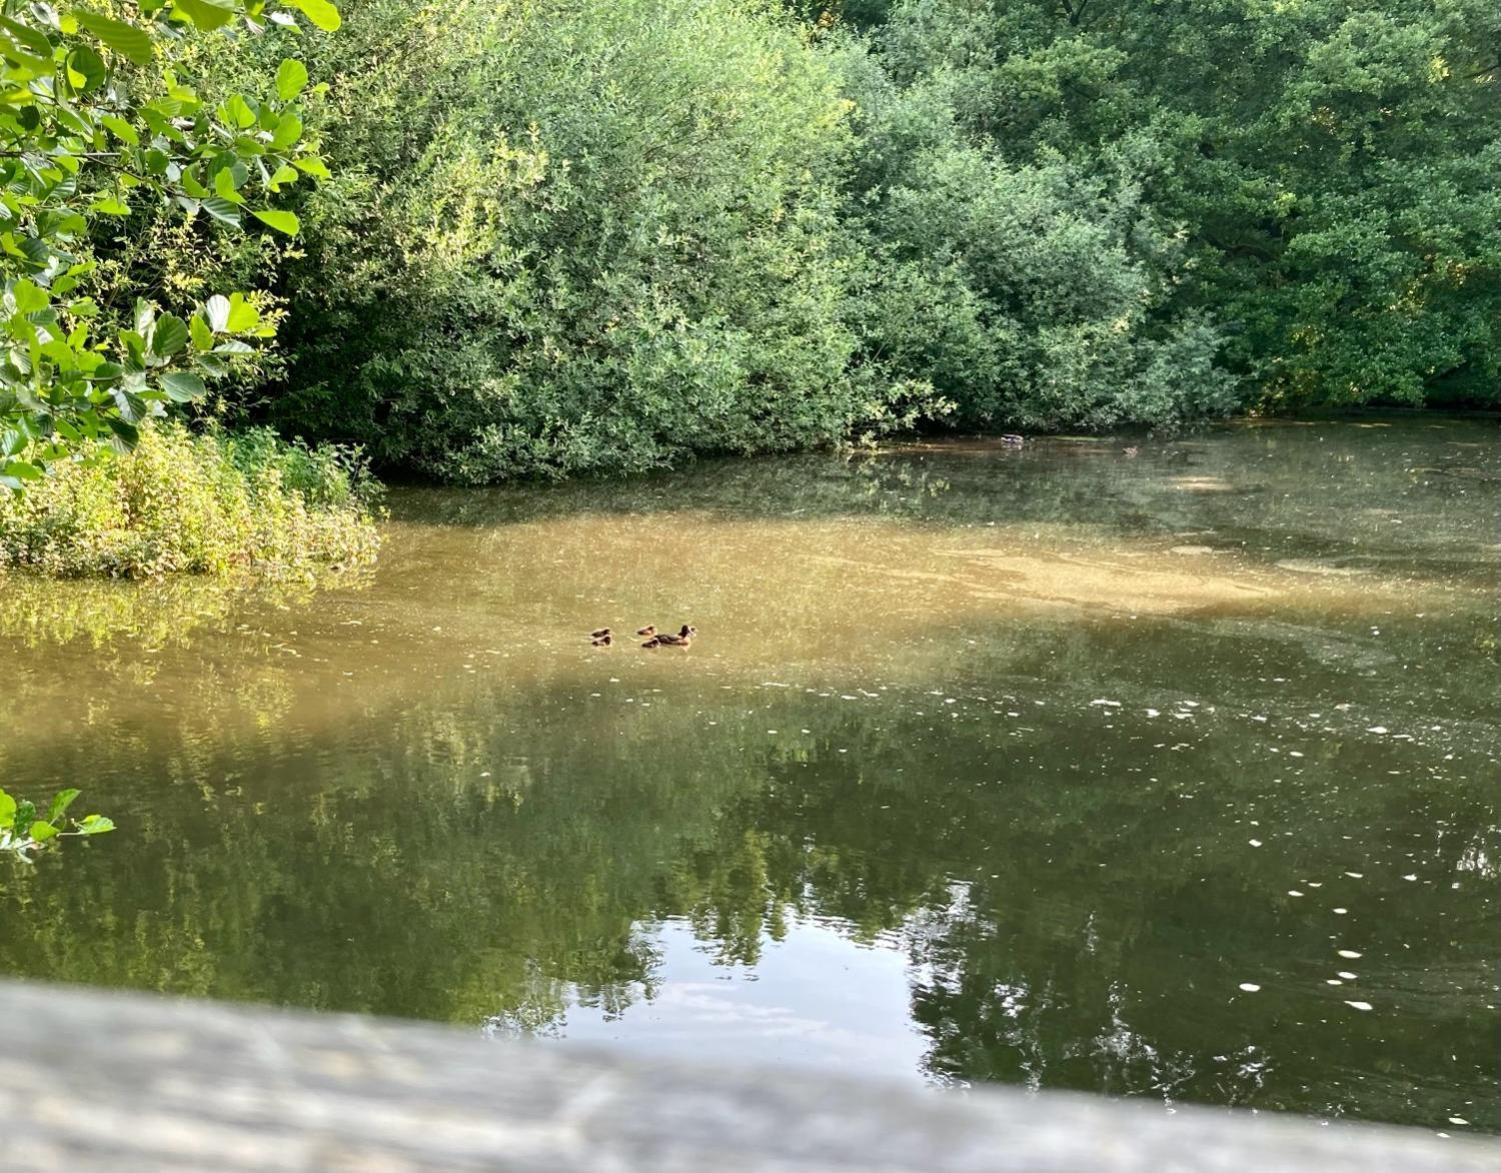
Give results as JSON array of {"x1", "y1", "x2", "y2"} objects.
[
  {"x1": 0, "y1": 786, "x2": 113, "y2": 857},
  {"x1": 284, "y1": 0, "x2": 341, "y2": 33},
  {"x1": 276, "y1": 58, "x2": 309, "y2": 100},
  {"x1": 0, "y1": 0, "x2": 340, "y2": 490},
  {"x1": 252, "y1": 208, "x2": 300, "y2": 235},
  {"x1": 173, "y1": 0, "x2": 238, "y2": 32}
]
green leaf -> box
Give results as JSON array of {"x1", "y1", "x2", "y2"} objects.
[
  {"x1": 251, "y1": 208, "x2": 300, "y2": 236},
  {"x1": 180, "y1": 169, "x2": 210, "y2": 199},
  {"x1": 213, "y1": 165, "x2": 245, "y2": 203},
  {"x1": 47, "y1": 789, "x2": 81, "y2": 823},
  {"x1": 75, "y1": 814, "x2": 116, "y2": 835},
  {"x1": 269, "y1": 112, "x2": 303, "y2": 151},
  {"x1": 226, "y1": 293, "x2": 260, "y2": 331},
  {"x1": 221, "y1": 93, "x2": 256, "y2": 130},
  {"x1": 93, "y1": 194, "x2": 131, "y2": 216},
  {"x1": 201, "y1": 197, "x2": 243, "y2": 226},
  {"x1": 284, "y1": 0, "x2": 341, "y2": 32},
  {"x1": 0, "y1": 789, "x2": 14, "y2": 830},
  {"x1": 190, "y1": 315, "x2": 214, "y2": 350},
  {"x1": 29, "y1": 820, "x2": 58, "y2": 843},
  {"x1": 11, "y1": 279, "x2": 49, "y2": 315},
  {"x1": 105, "y1": 417, "x2": 140, "y2": 450},
  {"x1": 162, "y1": 371, "x2": 207, "y2": 402},
  {"x1": 100, "y1": 115, "x2": 140, "y2": 146},
  {"x1": 293, "y1": 156, "x2": 331, "y2": 179},
  {"x1": 74, "y1": 13, "x2": 155, "y2": 67},
  {"x1": 204, "y1": 294, "x2": 230, "y2": 332},
  {"x1": 152, "y1": 314, "x2": 189, "y2": 357},
  {"x1": 172, "y1": 0, "x2": 236, "y2": 31},
  {"x1": 0, "y1": 17, "x2": 54, "y2": 58},
  {"x1": 276, "y1": 58, "x2": 309, "y2": 101},
  {"x1": 66, "y1": 45, "x2": 108, "y2": 92}
]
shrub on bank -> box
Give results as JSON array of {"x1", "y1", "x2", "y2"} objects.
[{"x1": 0, "y1": 424, "x2": 380, "y2": 579}]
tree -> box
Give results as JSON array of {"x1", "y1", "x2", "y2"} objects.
[{"x1": 0, "y1": 0, "x2": 338, "y2": 490}]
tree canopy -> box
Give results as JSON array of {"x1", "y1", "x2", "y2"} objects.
[{"x1": 5, "y1": 0, "x2": 1496, "y2": 491}]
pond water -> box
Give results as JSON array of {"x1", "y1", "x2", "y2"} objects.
[{"x1": 2, "y1": 418, "x2": 1497, "y2": 1133}]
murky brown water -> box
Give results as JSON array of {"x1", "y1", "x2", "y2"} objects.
[{"x1": 2, "y1": 418, "x2": 1497, "y2": 1132}]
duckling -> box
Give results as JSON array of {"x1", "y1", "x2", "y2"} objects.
[
  {"x1": 635, "y1": 625, "x2": 657, "y2": 637},
  {"x1": 641, "y1": 636, "x2": 661, "y2": 648},
  {"x1": 591, "y1": 633, "x2": 613, "y2": 647},
  {"x1": 590, "y1": 627, "x2": 612, "y2": 639},
  {"x1": 653, "y1": 624, "x2": 697, "y2": 647}
]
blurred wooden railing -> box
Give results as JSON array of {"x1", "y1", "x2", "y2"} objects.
[{"x1": 0, "y1": 980, "x2": 1489, "y2": 1171}]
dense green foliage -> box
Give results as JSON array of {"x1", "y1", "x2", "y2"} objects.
[
  {"x1": 842, "y1": 0, "x2": 1499, "y2": 408},
  {"x1": 0, "y1": 421, "x2": 378, "y2": 576},
  {"x1": 263, "y1": 0, "x2": 932, "y2": 481},
  {"x1": 0, "y1": 0, "x2": 338, "y2": 489},
  {"x1": 25, "y1": 0, "x2": 1497, "y2": 490}
]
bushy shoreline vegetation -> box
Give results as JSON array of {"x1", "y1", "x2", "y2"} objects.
[
  {"x1": 2, "y1": 0, "x2": 1496, "y2": 536},
  {"x1": 214, "y1": 0, "x2": 1499, "y2": 481},
  {"x1": 0, "y1": 423, "x2": 379, "y2": 578}
]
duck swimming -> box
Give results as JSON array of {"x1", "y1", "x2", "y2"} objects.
[
  {"x1": 591, "y1": 633, "x2": 613, "y2": 646},
  {"x1": 636, "y1": 625, "x2": 656, "y2": 637},
  {"x1": 652, "y1": 624, "x2": 696, "y2": 647},
  {"x1": 590, "y1": 627, "x2": 611, "y2": 639}
]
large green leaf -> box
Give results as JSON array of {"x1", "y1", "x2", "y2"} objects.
[
  {"x1": 74, "y1": 13, "x2": 154, "y2": 67},
  {"x1": 284, "y1": 0, "x2": 341, "y2": 32},
  {"x1": 66, "y1": 45, "x2": 108, "y2": 92},
  {"x1": 226, "y1": 293, "x2": 261, "y2": 331},
  {"x1": 252, "y1": 208, "x2": 300, "y2": 236},
  {"x1": 100, "y1": 115, "x2": 140, "y2": 146},
  {"x1": 172, "y1": 0, "x2": 236, "y2": 32},
  {"x1": 204, "y1": 294, "x2": 231, "y2": 332},
  {"x1": 276, "y1": 58, "x2": 309, "y2": 101},
  {"x1": 162, "y1": 371, "x2": 207, "y2": 402},
  {"x1": 270, "y1": 112, "x2": 303, "y2": 151},
  {"x1": 152, "y1": 314, "x2": 189, "y2": 357},
  {"x1": 47, "y1": 789, "x2": 80, "y2": 824},
  {"x1": 202, "y1": 197, "x2": 244, "y2": 227}
]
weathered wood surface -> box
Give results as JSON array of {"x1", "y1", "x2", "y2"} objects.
[{"x1": 0, "y1": 980, "x2": 1490, "y2": 1171}]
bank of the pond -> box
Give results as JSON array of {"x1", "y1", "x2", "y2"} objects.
[{"x1": 0, "y1": 424, "x2": 380, "y2": 580}]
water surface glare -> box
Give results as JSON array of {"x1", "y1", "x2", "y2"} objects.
[{"x1": 2, "y1": 419, "x2": 1497, "y2": 1131}]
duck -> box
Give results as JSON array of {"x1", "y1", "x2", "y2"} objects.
[
  {"x1": 635, "y1": 625, "x2": 657, "y2": 637},
  {"x1": 591, "y1": 633, "x2": 613, "y2": 647},
  {"x1": 590, "y1": 627, "x2": 611, "y2": 639},
  {"x1": 1000, "y1": 433, "x2": 1025, "y2": 448},
  {"x1": 652, "y1": 624, "x2": 696, "y2": 647}
]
